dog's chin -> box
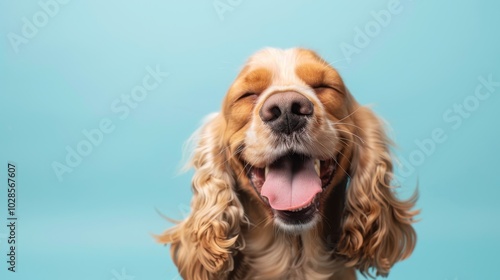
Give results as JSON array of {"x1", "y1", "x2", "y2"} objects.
[
  {"x1": 245, "y1": 152, "x2": 337, "y2": 233},
  {"x1": 273, "y1": 197, "x2": 321, "y2": 234}
]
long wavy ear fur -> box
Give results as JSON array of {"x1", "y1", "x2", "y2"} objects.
[
  {"x1": 156, "y1": 113, "x2": 245, "y2": 280},
  {"x1": 337, "y1": 105, "x2": 419, "y2": 277}
]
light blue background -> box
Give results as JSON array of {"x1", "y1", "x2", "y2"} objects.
[{"x1": 1, "y1": 1, "x2": 499, "y2": 279}]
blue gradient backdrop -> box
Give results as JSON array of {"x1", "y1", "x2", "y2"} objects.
[{"x1": 1, "y1": 1, "x2": 499, "y2": 279}]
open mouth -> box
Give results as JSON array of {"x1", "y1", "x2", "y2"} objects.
[{"x1": 246, "y1": 153, "x2": 337, "y2": 225}]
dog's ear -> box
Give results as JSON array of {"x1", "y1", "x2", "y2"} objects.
[
  {"x1": 337, "y1": 104, "x2": 419, "y2": 277},
  {"x1": 157, "y1": 113, "x2": 246, "y2": 279}
]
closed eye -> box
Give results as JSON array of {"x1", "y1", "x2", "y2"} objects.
[
  {"x1": 237, "y1": 92, "x2": 258, "y2": 101},
  {"x1": 312, "y1": 85, "x2": 343, "y2": 95}
]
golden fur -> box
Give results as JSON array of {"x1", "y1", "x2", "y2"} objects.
[{"x1": 157, "y1": 48, "x2": 418, "y2": 279}]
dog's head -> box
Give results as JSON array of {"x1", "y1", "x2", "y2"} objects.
[
  {"x1": 221, "y1": 48, "x2": 355, "y2": 232},
  {"x1": 159, "y1": 48, "x2": 417, "y2": 278}
]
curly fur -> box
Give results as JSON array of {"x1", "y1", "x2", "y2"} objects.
[
  {"x1": 157, "y1": 115, "x2": 247, "y2": 279},
  {"x1": 337, "y1": 106, "x2": 418, "y2": 277},
  {"x1": 157, "y1": 48, "x2": 418, "y2": 280}
]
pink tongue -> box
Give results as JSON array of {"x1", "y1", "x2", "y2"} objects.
[{"x1": 261, "y1": 156, "x2": 321, "y2": 211}]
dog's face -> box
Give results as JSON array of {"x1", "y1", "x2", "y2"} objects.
[{"x1": 220, "y1": 48, "x2": 356, "y2": 232}]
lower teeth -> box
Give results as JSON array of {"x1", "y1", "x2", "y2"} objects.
[{"x1": 291, "y1": 203, "x2": 311, "y2": 212}]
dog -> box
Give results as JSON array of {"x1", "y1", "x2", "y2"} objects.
[{"x1": 157, "y1": 48, "x2": 418, "y2": 279}]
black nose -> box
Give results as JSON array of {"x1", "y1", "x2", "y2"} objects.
[{"x1": 259, "y1": 92, "x2": 313, "y2": 134}]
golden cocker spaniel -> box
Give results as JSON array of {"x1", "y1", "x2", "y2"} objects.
[{"x1": 158, "y1": 48, "x2": 418, "y2": 280}]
